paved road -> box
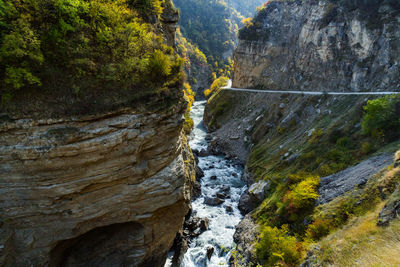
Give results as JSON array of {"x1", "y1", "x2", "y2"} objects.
[{"x1": 222, "y1": 80, "x2": 400, "y2": 95}]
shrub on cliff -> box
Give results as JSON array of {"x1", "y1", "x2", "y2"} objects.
[
  {"x1": 183, "y1": 82, "x2": 194, "y2": 133},
  {"x1": 204, "y1": 76, "x2": 228, "y2": 99},
  {"x1": 0, "y1": 0, "x2": 182, "y2": 107},
  {"x1": 361, "y1": 95, "x2": 400, "y2": 142},
  {"x1": 284, "y1": 175, "x2": 320, "y2": 211}
]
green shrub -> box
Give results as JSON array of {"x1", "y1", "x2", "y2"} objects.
[
  {"x1": 0, "y1": 0, "x2": 182, "y2": 105},
  {"x1": 361, "y1": 95, "x2": 400, "y2": 142},
  {"x1": 148, "y1": 49, "x2": 172, "y2": 78},
  {"x1": 308, "y1": 128, "x2": 324, "y2": 144},
  {"x1": 256, "y1": 225, "x2": 303, "y2": 266},
  {"x1": 306, "y1": 218, "x2": 334, "y2": 240}
]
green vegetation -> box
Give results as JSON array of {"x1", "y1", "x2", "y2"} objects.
[
  {"x1": 361, "y1": 95, "x2": 400, "y2": 142},
  {"x1": 309, "y1": 198, "x2": 400, "y2": 266},
  {"x1": 203, "y1": 92, "x2": 400, "y2": 265},
  {"x1": 256, "y1": 225, "x2": 303, "y2": 266},
  {"x1": 173, "y1": 0, "x2": 241, "y2": 75},
  {"x1": 0, "y1": 0, "x2": 183, "y2": 112},
  {"x1": 247, "y1": 94, "x2": 400, "y2": 265},
  {"x1": 175, "y1": 28, "x2": 211, "y2": 87}
]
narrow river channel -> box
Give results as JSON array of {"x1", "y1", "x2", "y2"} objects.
[{"x1": 181, "y1": 101, "x2": 246, "y2": 266}]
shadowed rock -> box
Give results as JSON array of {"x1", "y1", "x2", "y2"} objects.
[{"x1": 317, "y1": 154, "x2": 393, "y2": 205}]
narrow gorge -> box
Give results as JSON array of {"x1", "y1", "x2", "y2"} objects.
[{"x1": 1, "y1": 0, "x2": 400, "y2": 267}]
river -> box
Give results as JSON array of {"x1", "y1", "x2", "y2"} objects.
[{"x1": 180, "y1": 101, "x2": 246, "y2": 266}]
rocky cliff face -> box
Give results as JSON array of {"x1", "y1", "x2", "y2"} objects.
[
  {"x1": 0, "y1": 1, "x2": 195, "y2": 266},
  {"x1": 234, "y1": 0, "x2": 400, "y2": 92},
  {"x1": 0, "y1": 105, "x2": 195, "y2": 266}
]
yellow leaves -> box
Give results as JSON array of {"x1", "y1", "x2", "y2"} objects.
[
  {"x1": 204, "y1": 89, "x2": 211, "y2": 97},
  {"x1": 183, "y1": 82, "x2": 194, "y2": 107},
  {"x1": 256, "y1": 224, "x2": 303, "y2": 266},
  {"x1": 241, "y1": 17, "x2": 253, "y2": 27},
  {"x1": 285, "y1": 175, "x2": 320, "y2": 209}
]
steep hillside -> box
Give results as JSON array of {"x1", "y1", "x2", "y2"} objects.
[
  {"x1": 229, "y1": 0, "x2": 265, "y2": 18},
  {"x1": 235, "y1": 0, "x2": 400, "y2": 92},
  {"x1": 173, "y1": 0, "x2": 264, "y2": 98},
  {"x1": 0, "y1": 0, "x2": 196, "y2": 266},
  {"x1": 0, "y1": 0, "x2": 184, "y2": 117},
  {"x1": 205, "y1": 0, "x2": 400, "y2": 266},
  {"x1": 176, "y1": 29, "x2": 212, "y2": 97},
  {"x1": 174, "y1": 0, "x2": 241, "y2": 73}
]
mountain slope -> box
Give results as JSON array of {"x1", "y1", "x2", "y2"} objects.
[{"x1": 205, "y1": 0, "x2": 400, "y2": 265}]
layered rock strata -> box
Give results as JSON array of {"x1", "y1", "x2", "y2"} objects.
[{"x1": 0, "y1": 106, "x2": 195, "y2": 266}]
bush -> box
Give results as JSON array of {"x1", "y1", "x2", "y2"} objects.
[
  {"x1": 148, "y1": 49, "x2": 172, "y2": 79},
  {"x1": 204, "y1": 76, "x2": 228, "y2": 99},
  {"x1": 284, "y1": 175, "x2": 320, "y2": 210},
  {"x1": 256, "y1": 225, "x2": 303, "y2": 266},
  {"x1": 306, "y1": 218, "x2": 334, "y2": 240},
  {"x1": 0, "y1": 0, "x2": 182, "y2": 105},
  {"x1": 361, "y1": 95, "x2": 400, "y2": 142},
  {"x1": 183, "y1": 82, "x2": 194, "y2": 133},
  {"x1": 308, "y1": 128, "x2": 324, "y2": 144}
]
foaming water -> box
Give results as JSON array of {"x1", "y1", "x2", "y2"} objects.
[{"x1": 181, "y1": 101, "x2": 246, "y2": 266}]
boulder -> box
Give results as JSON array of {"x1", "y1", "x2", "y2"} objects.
[
  {"x1": 206, "y1": 246, "x2": 214, "y2": 260},
  {"x1": 199, "y1": 218, "x2": 210, "y2": 231},
  {"x1": 199, "y1": 149, "x2": 209, "y2": 157},
  {"x1": 225, "y1": 205, "x2": 233, "y2": 213},
  {"x1": 195, "y1": 165, "x2": 204, "y2": 181},
  {"x1": 249, "y1": 180, "x2": 271, "y2": 203},
  {"x1": 204, "y1": 197, "x2": 225, "y2": 206},
  {"x1": 238, "y1": 191, "x2": 255, "y2": 215},
  {"x1": 377, "y1": 189, "x2": 400, "y2": 226}
]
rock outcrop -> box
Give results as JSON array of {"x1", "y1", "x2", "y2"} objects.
[
  {"x1": 0, "y1": 1, "x2": 195, "y2": 265},
  {"x1": 0, "y1": 105, "x2": 195, "y2": 266},
  {"x1": 377, "y1": 188, "x2": 400, "y2": 226},
  {"x1": 234, "y1": 0, "x2": 400, "y2": 92},
  {"x1": 317, "y1": 154, "x2": 393, "y2": 205},
  {"x1": 232, "y1": 214, "x2": 259, "y2": 265}
]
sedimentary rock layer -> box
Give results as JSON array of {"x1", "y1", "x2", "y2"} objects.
[{"x1": 0, "y1": 106, "x2": 195, "y2": 266}]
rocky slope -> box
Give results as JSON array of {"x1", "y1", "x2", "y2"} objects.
[
  {"x1": 0, "y1": 1, "x2": 196, "y2": 266},
  {"x1": 234, "y1": 0, "x2": 400, "y2": 92},
  {"x1": 205, "y1": 0, "x2": 400, "y2": 265}
]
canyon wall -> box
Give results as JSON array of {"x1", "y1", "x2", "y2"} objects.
[
  {"x1": 234, "y1": 0, "x2": 400, "y2": 92},
  {"x1": 0, "y1": 1, "x2": 195, "y2": 266}
]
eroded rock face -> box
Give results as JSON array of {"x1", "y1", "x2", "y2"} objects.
[
  {"x1": 0, "y1": 107, "x2": 195, "y2": 266},
  {"x1": 317, "y1": 154, "x2": 393, "y2": 205},
  {"x1": 232, "y1": 214, "x2": 259, "y2": 266},
  {"x1": 234, "y1": 0, "x2": 400, "y2": 92}
]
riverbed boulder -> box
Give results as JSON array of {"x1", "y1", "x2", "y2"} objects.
[
  {"x1": 238, "y1": 190, "x2": 255, "y2": 215},
  {"x1": 199, "y1": 218, "x2": 210, "y2": 232},
  {"x1": 249, "y1": 180, "x2": 271, "y2": 203},
  {"x1": 204, "y1": 196, "x2": 225, "y2": 206},
  {"x1": 195, "y1": 165, "x2": 205, "y2": 181}
]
